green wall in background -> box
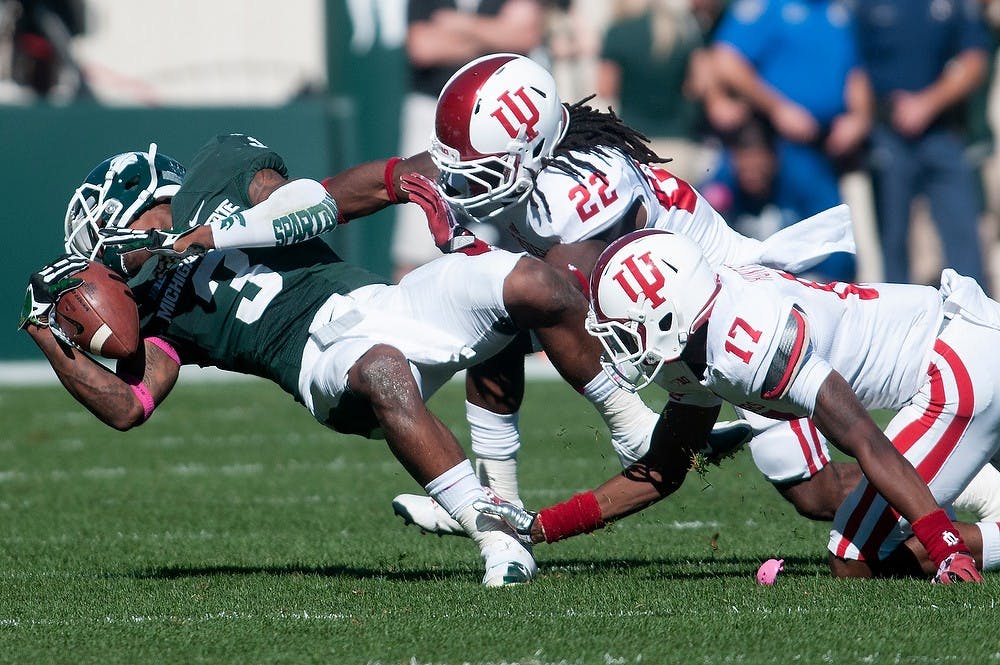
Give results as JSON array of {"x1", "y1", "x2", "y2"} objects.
[
  {"x1": 1, "y1": 99, "x2": 395, "y2": 360},
  {"x1": 4, "y1": 1, "x2": 408, "y2": 361}
]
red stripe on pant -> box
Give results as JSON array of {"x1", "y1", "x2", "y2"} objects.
[
  {"x1": 791, "y1": 419, "x2": 819, "y2": 476},
  {"x1": 859, "y1": 340, "x2": 975, "y2": 561},
  {"x1": 845, "y1": 340, "x2": 974, "y2": 561},
  {"x1": 807, "y1": 419, "x2": 829, "y2": 467},
  {"x1": 835, "y1": 356, "x2": 946, "y2": 560}
]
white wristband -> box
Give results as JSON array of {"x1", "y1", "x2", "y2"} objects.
[{"x1": 210, "y1": 179, "x2": 339, "y2": 250}]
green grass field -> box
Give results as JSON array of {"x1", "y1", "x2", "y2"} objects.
[{"x1": 1, "y1": 378, "x2": 998, "y2": 664}]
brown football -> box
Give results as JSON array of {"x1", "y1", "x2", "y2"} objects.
[{"x1": 52, "y1": 262, "x2": 140, "y2": 359}]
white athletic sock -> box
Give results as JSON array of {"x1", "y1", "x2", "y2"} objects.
[
  {"x1": 424, "y1": 459, "x2": 485, "y2": 516},
  {"x1": 976, "y1": 521, "x2": 1000, "y2": 570},
  {"x1": 425, "y1": 460, "x2": 525, "y2": 563},
  {"x1": 954, "y1": 464, "x2": 1000, "y2": 522},
  {"x1": 476, "y1": 458, "x2": 522, "y2": 507},
  {"x1": 582, "y1": 372, "x2": 659, "y2": 466},
  {"x1": 467, "y1": 401, "x2": 522, "y2": 506}
]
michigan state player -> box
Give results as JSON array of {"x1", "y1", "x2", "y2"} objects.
[{"x1": 21, "y1": 133, "x2": 617, "y2": 587}]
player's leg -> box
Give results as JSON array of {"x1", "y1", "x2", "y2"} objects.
[
  {"x1": 297, "y1": 282, "x2": 535, "y2": 586},
  {"x1": 465, "y1": 335, "x2": 529, "y2": 506},
  {"x1": 347, "y1": 344, "x2": 534, "y2": 586},
  {"x1": 742, "y1": 410, "x2": 860, "y2": 521},
  {"x1": 501, "y1": 256, "x2": 661, "y2": 463},
  {"x1": 828, "y1": 319, "x2": 1000, "y2": 578},
  {"x1": 953, "y1": 462, "x2": 1000, "y2": 522},
  {"x1": 392, "y1": 339, "x2": 527, "y2": 536}
]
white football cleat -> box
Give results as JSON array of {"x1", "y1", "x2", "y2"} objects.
[
  {"x1": 392, "y1": 493, "x2": 466, "y2": 536},
  {"x1": 480, "y1": 536, "x2": 537, "y2": 587}
]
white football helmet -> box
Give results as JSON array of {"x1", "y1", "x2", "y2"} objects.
[
  {"x1": 430, "y1": 53, "x2": 569, "y2": 218},
  {"x1": 64, "y1": 143, "x2": 185, "y2": 259},
  {"x1": 587, "y1": 229, "x2": 720, "y2": 391}
]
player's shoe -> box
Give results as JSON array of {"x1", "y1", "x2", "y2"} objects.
[
  {"x1": 480, "y1": 533, "x2": 537, "y2": 587},
  {"x1": 392, "y1": 494, "x2": 465, "y2": 536}
]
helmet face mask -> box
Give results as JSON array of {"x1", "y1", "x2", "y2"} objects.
[
  {"x1": 431, "y1": 53, "x2": 569, "y2": 218},
  {"x1": 587, "y1": 229, "x2": 720, "y2": 391},
  {"x1": 64, "y1": 143, "x2": 185, "y2": 258}
]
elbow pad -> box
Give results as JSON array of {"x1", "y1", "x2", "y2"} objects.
[{"x1": 210, "y1": 179, "x2": 339, "y2": 249}]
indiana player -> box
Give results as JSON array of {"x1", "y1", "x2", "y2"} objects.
[
  {"x1": 383, "y1": 53, "x2": 1000, "y2": 536},
  {"x1": 18, "y1": 133, "x2": 635, "y2": 587},
  {"x1": 482, "y1": 229, "x2": 1000, "y2": 583}
]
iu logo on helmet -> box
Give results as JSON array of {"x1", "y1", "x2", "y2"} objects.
[
  {"x1": 490, "y1": 88, "x2": 541, "y2": 141},
  {"x1": 612, "y1": 251, "x2": 668, "y2": 307}
]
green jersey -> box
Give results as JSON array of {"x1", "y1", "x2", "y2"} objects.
[{"x1": 134, "y1": 134, "x2": 388, "y2": 396}]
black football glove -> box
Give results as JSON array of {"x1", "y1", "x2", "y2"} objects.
[
  {"x1": 99, "y1": 227, "x2": 206, "y2": 277},
  {"x1": 18, "y1": 254, "x2": 90, "y2": 338}
]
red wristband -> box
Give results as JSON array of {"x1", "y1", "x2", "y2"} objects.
[
  {"x1": 536, "y1": 491, "x2": 604, "y2": 543},
  {"x1": 383, "y1": 157, "x2": 403, "y2": 204},
  {"x1": 911, "y1": 508, "x2": 968, "y2": 566}
]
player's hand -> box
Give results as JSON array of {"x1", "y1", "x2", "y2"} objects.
[
  {"x1": 99, "y1": 227, "x2": 207, "y2": 277},
  {"x1": 699, "y1": 419, "x2": 753, "y2": 465},
  {"x1": 399, "y1": 173, "x2": 491, "y2": 256},
  {"x1": 932, "y1": 552, "x2": 982, "y2": 584},
  {"x1": 473, "y1": 498, "x2": 540, "y2": 545},
  {"x1": 18, "y1": 254, "x2": 89, "y2": 331}
]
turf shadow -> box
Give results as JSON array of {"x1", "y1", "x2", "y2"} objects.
[{"x1": 128, "y1": 554, "x2": 825, "y2": 583}]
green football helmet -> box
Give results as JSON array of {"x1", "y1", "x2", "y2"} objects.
[{"x1": 64, "y1": 143, "x2": 186, "y2": 258}]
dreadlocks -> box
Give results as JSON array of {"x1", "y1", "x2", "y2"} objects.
[
  {"x1": 551, "y1": 95, "x2": 670, "y2": 166},
  {"x1": 529, "y1": 95, "x2": 671, "y2": 215}
]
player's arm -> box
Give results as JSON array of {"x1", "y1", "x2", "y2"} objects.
[
  {"x1": 99, "y1": 169, "x2": 343, "y2": 267},
  {"x1": 320, "y1": 152, "x2": 437, "y2": 219},
  {"x1": 24, "y1": 325, "x2": 180, "y2": 431},
  {"x1": 479, "y1": 401, "x2": 719, "y2": 544},
  {"x1": 810, "y1": 371, "x2": 980, "y2": 582},
  {"x1": 544, "y1": 240, "x2": 611, "y2": 294}
]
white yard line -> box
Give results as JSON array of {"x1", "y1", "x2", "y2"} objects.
[{"x1": 0, "y1": 355, "x2": 560, "y2": 386}]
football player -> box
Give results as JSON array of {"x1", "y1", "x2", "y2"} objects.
[
  {"x1": 481, "y1": 229, "x2": 1000, "y2": 583},
  {"x1": 18, "y1": 133, "x2": 642, "y2": 587},
  {"x1": 380, "y1": 53, "x2": 1000, "y2": 537}
]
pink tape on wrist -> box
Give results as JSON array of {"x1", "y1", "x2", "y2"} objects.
[
  {"x1": 146, "y1": 336, "x2": 181, "y2": 366},
  {"x1": 129, "y1": 381, "x2": 156, "y2": 421}
]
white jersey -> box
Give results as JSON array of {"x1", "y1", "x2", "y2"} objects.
[
  {"x1": 656, "y1": 265, "x2": 944, "y2": 419},
  {"x1": 487, "y1": 148, "x2": 854, "y2": 273}
]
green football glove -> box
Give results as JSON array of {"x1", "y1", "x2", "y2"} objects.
[
  {"x1": 98, "y1": 227, "x2": 206, "y2": 277},
  {"x1": 18, "y1": 254, "x2": 90, "y2": 332}
]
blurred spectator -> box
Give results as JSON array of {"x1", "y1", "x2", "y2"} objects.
[
  {"x1": 546, "y1": 0, "x2": 610, "y2": 104},
  {"x1": 0, "y1": 0, "x2": 89, "y2": 102},
  {"x1": 597, "y1": 0, "x2": 708, "y2": 183},
  {"x1": 707, "y1": 0, "x2": 872, "y2": 281},
  {"x1": 853, "y1": 0, "x2": 990, "y2": 288},
  {"x1": 391, "y1": 0, "x2": 545, "y2": 281},
  {"x1": 700, "y1": 114, "x2": 796, "y2": 241}
]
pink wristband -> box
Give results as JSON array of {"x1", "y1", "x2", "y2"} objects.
[
  {"x1": 129, "y1": 381, "x2": 156, "y2": 421},
  {"x1": 146, "y1": 336, "x2": 181, "y2": 365}
]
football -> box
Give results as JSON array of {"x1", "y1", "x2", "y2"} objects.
[{"x1": 52, "y1": 262, "x2": 140, "y2": 359}]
